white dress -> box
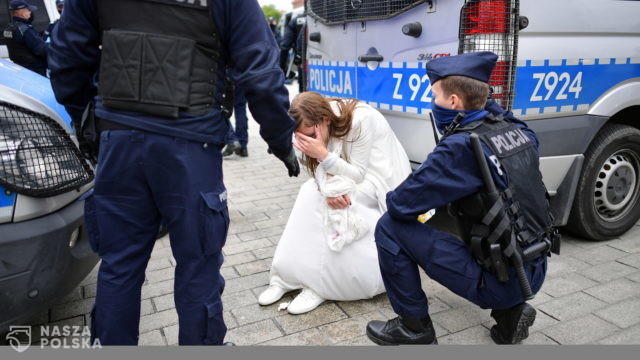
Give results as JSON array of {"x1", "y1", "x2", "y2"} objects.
[{"x1": 268, "y1": 101, "x2": 412, "y2": 301}]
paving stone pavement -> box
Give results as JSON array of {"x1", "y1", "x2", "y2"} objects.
[{"x1": 30, "y1": 85, "x2": 640, "y2": 346}]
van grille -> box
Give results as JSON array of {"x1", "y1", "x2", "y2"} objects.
[
  {"x1": 308, "y1": 0, "x2": 428, "y2": 25},
  {"x1": 0, "y1": 101, "x2": 94, "y2": 197}
]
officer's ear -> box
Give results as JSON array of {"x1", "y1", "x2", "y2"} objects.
[{"x1": 449, "y1": 93, "x2": 465, "y2": 111}]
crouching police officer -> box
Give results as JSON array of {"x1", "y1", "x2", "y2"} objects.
[
  {"x1": 366, "y1": 52, "x2": 559, "y2": 345},
  {"x1": 2, "y1": 0, "x2": 48, "y2": 76},
  {"x1": 48, "y1": 0, "x2": 299, "y2": 345}
]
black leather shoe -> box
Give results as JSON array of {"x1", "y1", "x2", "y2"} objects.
[
  {"x1": 490, "y1": 302, "x2": 536, "y2": 344},
  {"x1": 222, "y1": 142, "x2": 239, "y2": 157},
  {"x1": 366, "y1": 316, "x2": 437, "y2": 345},
  {"x1": 235, "y1": 146, "x2": 248, "y2": 157}
]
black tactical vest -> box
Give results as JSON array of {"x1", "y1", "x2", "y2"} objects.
[
  {"x1": 2, "y1": 22, "x2": 42, "y2": 66},
  {"x1": 97, "y1": 0, "x2": 221, "y2": 118},
  {"x1": 433, "y1": 115, "x2": 556, "y2": 271},
  {"x1": 462, "y1": 116, "x2": 552, "y2": 243}
]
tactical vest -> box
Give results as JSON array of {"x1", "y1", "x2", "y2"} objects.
[
  {"x1": 437, "y1": 115, "x2": 558, "y2": 274},
  {"x1": 97, "y1": 0, "x2": 220, "y2": 118},
  {"x1": 2, "y1": 22, "x2": 42, "y2": 66}
]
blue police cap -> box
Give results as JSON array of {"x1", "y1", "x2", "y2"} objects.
[
  {"x1": 56, "y1": 0, "x2": 64, "y2": 6},
  {"x1": 425, "y1": 51, "x2": 498, "y2": 84},
  {"x1": 9, "y1": 0, "x2": 37, "y2": 11}
]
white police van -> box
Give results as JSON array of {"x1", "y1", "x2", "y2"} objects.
[{"x1": 305, "y1": 0, "x2": 640, "y2": 240}]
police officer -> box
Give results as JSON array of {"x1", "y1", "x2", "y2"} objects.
[
  {"x1": 280, "y1": 10, "x2": 305, "y2": 92},
  {"x1": 3, "y1": 0, "x2": 48, "y2": 76},
  {"x1": 366, "y1": 52, "x2": 556, "y2": 345},
  {"x1": 43, "y1": 0, "x2": 64, "y2": 43},
  {"x1": 222, "y1": 84, "x2": 249, "y2": 157},
  {"x1": 48, "y1": 0, "x2": 300, "y2": 346}
]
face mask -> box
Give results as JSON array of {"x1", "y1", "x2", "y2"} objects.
[
  {"x1": 28, "y1": 13, "x2": 35, "y2": 22},
  {"x1": 431, "y1": 103, "x2": 489, "y2": 134}
]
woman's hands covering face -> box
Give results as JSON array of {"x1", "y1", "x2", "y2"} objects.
[{"x1": 294, "y1": 124, "x2": 329, "y2": 161}]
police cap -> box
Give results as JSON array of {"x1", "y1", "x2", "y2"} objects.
[
  {"x1": 56, "y1": 0, "x2": 64, "y2": 6},
  {"x1": 425, "y1": 51, "x2": 498, "y2": 84},
  {"x1": 9, "y1": 0, "x2": 38, "y2": 11}
]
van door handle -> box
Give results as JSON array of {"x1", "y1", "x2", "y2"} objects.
[
  {"x1": 358, "y1": 54, "x2": 383, "y2": 62},
  {"x1": 309, "y1": 32, "x2": 321, "y2": 42}
]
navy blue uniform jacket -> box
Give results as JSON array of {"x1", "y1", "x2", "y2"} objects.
[
  {"x1": 387, "y1": 104, "x2": 540, "y2": 222},
  {"x1": 48, "y1": 0, "x2": 294, "y2": 159}
]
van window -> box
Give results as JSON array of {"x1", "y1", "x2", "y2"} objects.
[{"x1": 308, "y1": 0, "x2": 427, "y2": 25}]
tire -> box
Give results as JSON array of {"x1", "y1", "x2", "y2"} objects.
[{"x1": 567, "y1": 124, "x2": 640, "y2": 240}]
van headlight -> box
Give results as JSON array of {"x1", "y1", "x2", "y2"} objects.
[{"x1": 0, "y1": 101, "x2": 94, "y2": 197}]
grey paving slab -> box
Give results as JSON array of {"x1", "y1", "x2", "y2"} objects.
[
  {"x1": 163, "y1": 324, "x2": 179, "y2": 346},
  {"x1": 537, "y1": 292, "x2": 607, "y2": 321},
  {"x1": 275, "y1": 303, "x2": 348, "y2": 334},
  {"x1": 599, "y1": 324, "x2": 640, "y2": 344},
  {"x1": 438, "y1": 325, "x2": 493, "y2": 344},
  {"x1": 316, "y1": 310, "x2": 383, "y2": 344},
  {"x1": 581, "y1": 261, "x2": 638, "y2": 283},
  {"x1": 617, "y1": 253, "x2": 640, "y2": 269},
  {"x1": 139, "y1": 330, "x2": 166, "y2": 346},
  {"x1": 234, "y1": 259, "x2": 271, "y2": 276},
  {"x1": 221, "y1": 251, "x2": 257, "y2": 268},
  {"x1": 260, "y1": 328, "x2": 333, "y2": 345},
  {"x1": 545, "y1": 256, "x2": 591, "y2": 278},
  {"x1": 572, "y1": 245, "x2": 629, "y2": 265},
  {"x1": 225, "y1": 319, "x2": 283, "y2": 345},
  {"x1": 221, "y1": 289, "x2": 257, "y2": 309},
  {"x1": 595, "y1": 298, "x2": 640, "y2": 328},
  {"x1": 521, "y1": 332, "x2": 559, "y2": 345},
  {"x1": 611, "y1": 227, "x2": 640, "y2": 253},
  {"x1": 584, "y1": 278, "x2": 640, "y2": 303},
  {"x1": 139, "y1": 309, "x2": 179, "y2": 333},
  {"x1": 224, "y1": 272, "x2": 269, "y2": 294},
  {"x1": 153, "y1": 293, "x2": 175, "y2": 312},
  {"x1": 431, "y1": 306, "x2": 492, "y2": 333},
  {"x1": 542, "y1": 314, "x2": 619, "y2": 344},
  {"x1": 627, "y1": 271, "x2": 640, "y2": 283},
  {"x1": 334, "y1": 294, "x2": 391, "y2": 317},
  {"x1": 540, "y1": 272, "x2": 598, "y2": 298}
]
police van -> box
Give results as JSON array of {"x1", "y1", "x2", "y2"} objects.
[
  {"x1": 305, "y1": 0, "x2": 640, "y2": 240},
  {"x1": 0, "y1": 58, "x2": 97, "y2": 333}
]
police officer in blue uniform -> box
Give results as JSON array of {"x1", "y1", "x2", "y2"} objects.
[
  {"x1": 2, "y1": 0, "x2": 48, "y2": 76},
  {"x1": 48, "y1": 0, "x2": 299, "y2": 346},
  {"x1": 43, "y1": 0, "x2": 64, "y2": 43},
  {"x1": 280, "y1": 11, "x2": 305, "y2": 92},
  {"x1": 366, "y1": 52, "x2": 558, "y2": 345}
]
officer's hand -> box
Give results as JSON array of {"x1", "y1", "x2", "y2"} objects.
[{"x1": 275, "y1": 147, "x2": 300, "y2": 177}]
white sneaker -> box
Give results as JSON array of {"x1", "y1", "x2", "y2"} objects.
[
  {"x1": 287, "y1": 288, "x2": 325, "y2": 315},
  {"x1": 258, "y1": 285, "x2": 287, "y2": 306}
]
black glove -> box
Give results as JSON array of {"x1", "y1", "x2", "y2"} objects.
[{"x1": 271, "y1": 147, "x2": 300, "y2": 177}]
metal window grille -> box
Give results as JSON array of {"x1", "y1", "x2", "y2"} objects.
[
  {"x1": 308, "y1": 0, "x2": 428, "y2": 25},
  {"x1": 0, "y1": 101, "x2": 94, "y2": 198},
  {"x1": 458, "y1": 0, "x2": 519, "y2": 110}
]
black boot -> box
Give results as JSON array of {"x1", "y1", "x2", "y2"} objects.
[
  {"x1": 490, "y1": 302, "x2": 536, "y2": 344},
  {"x1": 235, "y1": 146, "x2": 248, "y2": 157},
  {"x1": 222, "y1": 142, "x2": 239, "y2": 157},
  {"x1": 366, "y1": 316, "x2": 437, "y2": 345}
]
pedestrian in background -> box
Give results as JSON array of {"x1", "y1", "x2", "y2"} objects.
[{"x1": 2, "y1": 0, "x2": 48, "y2": 76}]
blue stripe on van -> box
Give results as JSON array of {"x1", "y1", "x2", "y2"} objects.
[
  {"x1": 308, "y1": 58, "x2": 640, "y2": 116},
  {"x1": 0, "y1": 186, "x2": 16, "y2": 208}
]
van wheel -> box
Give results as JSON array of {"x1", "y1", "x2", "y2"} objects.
[{"x1": 567, "y1": 124, "x2": 640, "y2": 240}]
